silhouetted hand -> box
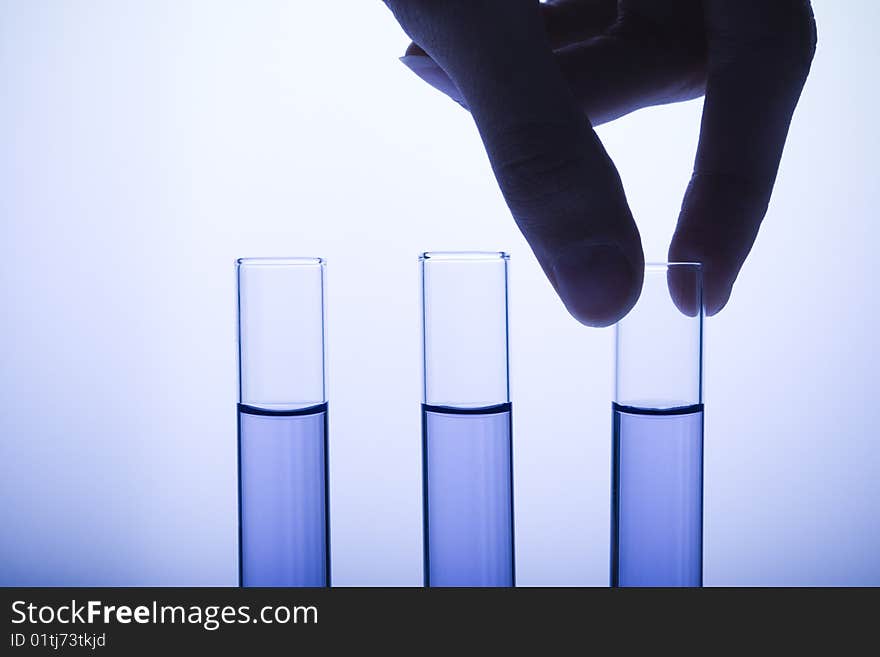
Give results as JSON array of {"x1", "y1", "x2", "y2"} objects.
[{"x1": 383, "y1": 0, "x2": 816, "y2": 325}]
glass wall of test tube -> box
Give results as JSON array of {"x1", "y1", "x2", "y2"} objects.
[
  {"x1": 236, "y1": 257, "x2": 330, "y2": 587},
  {"x1": 420, "y1": 252, "x2": 515, "y2": 587},
  {"x1": 612, "y1": 262, "x2": 704, "y2": 587}
]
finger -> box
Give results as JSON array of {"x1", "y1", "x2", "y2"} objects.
[
  {"x1": 399, "y1": 0, "x2": 617, "y2": 113},
  {"x1": 542, "y1": 0, "x2": 618, "y2": 50},
  {"x1": 668, "y1": 0, "x2": 816, "y2": 315},
  {"x1": 400, "y1": 20, "x2": 706, "y2": 127},
  {"x1": 553, "y1": 29, "x2": 705, "y2": 125},
  {"x1": 387, "y1": 0, "x2": 644, "y2": 326}
]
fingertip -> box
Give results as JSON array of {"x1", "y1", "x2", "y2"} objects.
[
  {"x1": 668, "y1": 227, "x2": 736, "y2": 318},
  {"x1": 705, "y1": 288, "x2": 731, "y2": 316},
  {"x1": 667, "y1": 246, "x2": 734, "y2": 318},
  {"x1": 551, "y1": 243, "x2": 643, "y2": 328},
  {"x1": 667, "y1": 266, "x2": 701, "y2": 317}
]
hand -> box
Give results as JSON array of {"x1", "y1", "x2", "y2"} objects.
[{"x1": 383, "y1": 0, "x2": 816, "y2": 324}]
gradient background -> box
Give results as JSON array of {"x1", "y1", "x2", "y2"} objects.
[{"x1": 1, "y1": 0, "x2": 877, "y2": 586}]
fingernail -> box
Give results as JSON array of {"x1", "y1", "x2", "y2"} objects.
[
  {"x1": 399, "y1": 55, "x2": 433, "y2": 73},
  {"x1": 551, "y1": 243, "x2": 640, "y2": 327},
  {"x1": 398, "y1": 56, "x2": 467, "y2": 109}
]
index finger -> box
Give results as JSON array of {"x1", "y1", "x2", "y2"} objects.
[
  {"x1": 668, "y1": 0, "x2": 817, "y2": 314},
  {"x1": 386, "y1": 0, "x2": 645, "y2": 326}
]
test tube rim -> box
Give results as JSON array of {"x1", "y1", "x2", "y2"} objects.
[
  {"x1": 644, "y1": 261, "x2": 702, "y2": 271},
  {"x1": 236, "y1": 257, "x2": 325, "y2": 267},
  {"x1": 419, "y1": 251, "x2": 509, "y2": 262}
]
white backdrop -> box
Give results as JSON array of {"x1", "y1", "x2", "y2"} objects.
[{"x1": 1, "y1": 0, "x2": 878, "y2": 585}]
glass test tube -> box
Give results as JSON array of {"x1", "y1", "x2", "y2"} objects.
[
  {"x1": 612, "y1": 262, "x2": 704, "y2": 587},
  {"x1": 420, "y1": 252, "x2": 514, "y2": 587},
  {"x1": 236, "y1": 258, "x2": 330, "y2": 587}
]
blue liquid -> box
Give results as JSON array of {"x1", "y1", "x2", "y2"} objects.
[
  {"x1": 421, "y1": 402, "x2": 515, "y2": 587},
  {"x1": 611, "y1": 402, "x2": 704, "y2": 587},
  {"x1": 237, "y1": 402, "x2": 329, "y2": 587}
]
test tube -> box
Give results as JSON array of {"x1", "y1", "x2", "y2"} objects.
[
  {"x1": 611, "y1": 262, "x2": 703, "y2": 587},
  {"x1": 236, "y1": 257, "x2": 329, "y2": 587},
  {"x1": 420, "y1": 251, "x2": 514, "y2": 587}
]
